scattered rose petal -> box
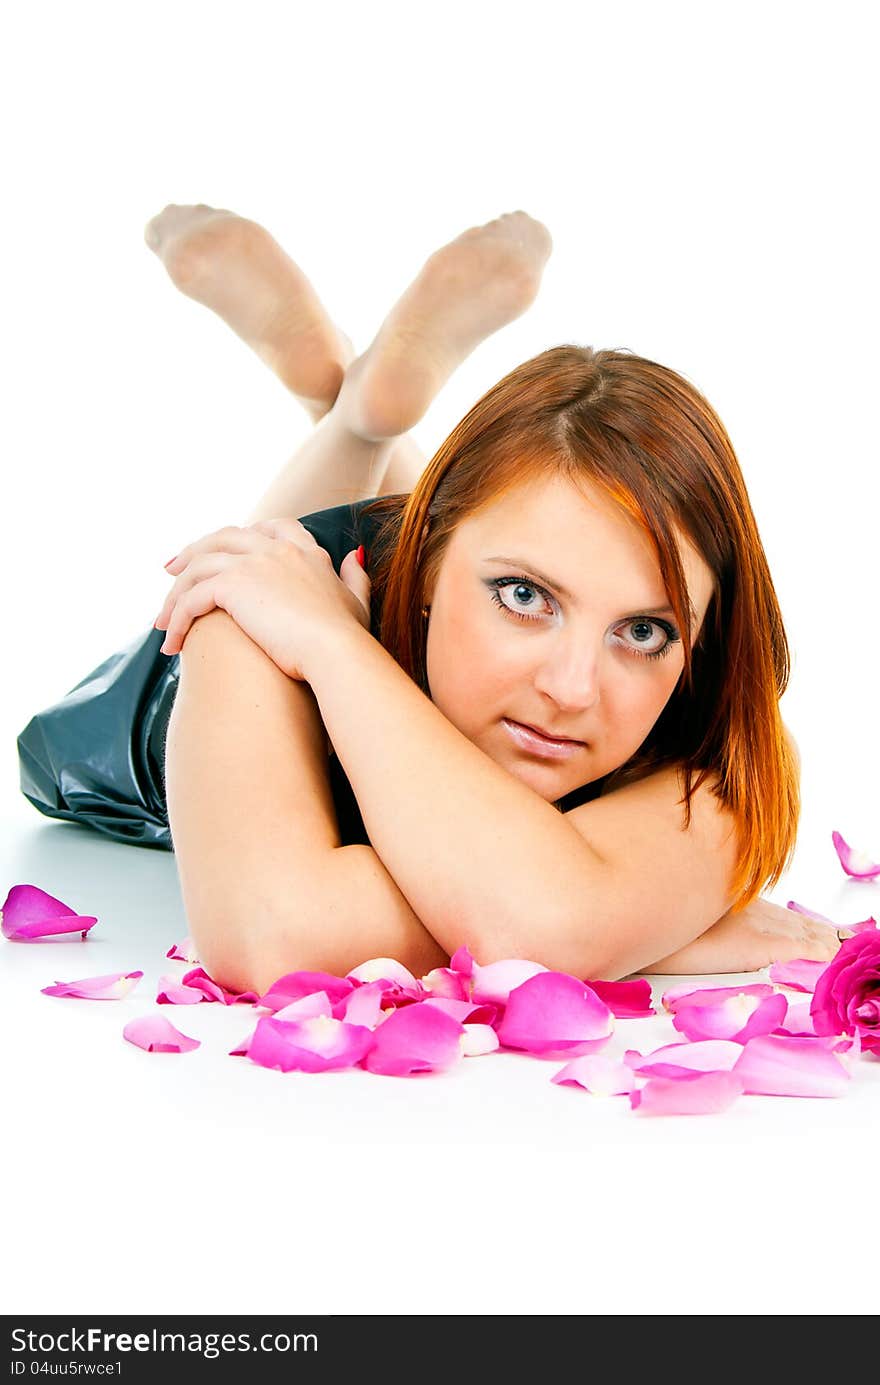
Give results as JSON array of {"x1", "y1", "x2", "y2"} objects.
[
  {"x1": 832, "y1": 830, "x2": 880, "y2": 880},
  {"x1": 552, "y1": 1054, "x2": 637, "y2": 1094},
  {"x1": 247, "y1": 1014, "x2": 374, "y2": 1073},
  {"x1": 774, "y1": 1000, "x2": 816, "y2": 1036},
  {"x1": 156, "y1": 973, "x2": 207, "y2": 1005},
  {"x1": 420, "y1": 996, "x2": 499, "y2": 1026},
  {"x1": 273, "y1": 991, "x2": 333, "y2": 1022},
  {"x1": 178, "y1": 966, "x2": 259, "y2": 1005},
  {"x1": 671, "y1": 990, "x2": 788, "y2": 1043},
  {"x1": 732, "y1": 1034, "x2": 851, "y2": 1097},
  {"x1": 2, "y1": 884, "x2": 97, "y2": 942},
  {"x1": 258, "y1": 969, "x2": 354, "y2": 1013},
  {"x1": 41, "y1": 970, "x2": 143, "y2": 1000},
  {"x1": 449, "y1": 945, "x2": 476, "y2": 979},
  {"x1": 346, "y1": 957, "x2": 423, "y2": 1000},
  {"x1": 471, "y1": 958, "x2": 549, "y2": 1008},
  {"x1": 810, "y1": 929, "x2": 880, "y2": 1055},
  {"x1": 786, "y1": 900, "x2": 837, "y2": 925},
  {"x1": 460, "y1": 1023, "x2": 500, "y2": 1057},
  {"x1": 624, "y1": 1039, "x2": 742, "y2": 1077},
  {"x1": 336, "y1": 980, "x2": 388, "y2": 1028},
  {"x1": 495, "y1": 972, "x2": 615, "y2": 1059},
  {"x1": 851, "y1": 918, "x2": 879, "y2": 934},
  {"x1": 586, "y1": 977, "x2": 655, "y2": 1018},
  {"x1": 361, "y1": 1004, "x2": 465, "y2": 1076},
  {"x1": 166, "y1": 936, "x2": 200, "y2": 963},
  {"x1": 662, "y1": 982, "x2": 776, "y2": 1014},
  {"x1": 123, "y1": 1015, "x2": 200, "y2": 1053},
  {"x1": 768, "y1": 958, "x2": 830, "y2": 993},
  {"x1": 629, "y1": 1070, "x2": 744, "y2": 1115},
  {"x1": 420, "y1": 966, "x2": 471, "y2": 1001}
]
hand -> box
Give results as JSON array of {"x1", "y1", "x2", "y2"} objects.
[
  {"x1": 153, "y1": 517, "x2": 372, "y2": 681},
  {"x1": 643, "y1": 896, "x2": 853, "y2": 975}
]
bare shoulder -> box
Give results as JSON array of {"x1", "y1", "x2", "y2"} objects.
[{"x1": 563, "y1": 763, "x2": 741, "y2": 930}]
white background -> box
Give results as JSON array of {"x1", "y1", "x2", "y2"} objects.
[{"x1": 1, "y1": 0, "x2": 877, "y2": 1318}]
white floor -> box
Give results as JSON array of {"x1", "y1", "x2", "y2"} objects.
[{"x1": 1, "y1": 779, "x2": 877, "y2": 1317}]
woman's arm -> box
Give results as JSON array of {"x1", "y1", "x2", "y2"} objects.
[
  {"x1": 290, "y1": 623, "x2": 739, "y2": 982},
  {"x1": 164, "y1": 610, "x2": 448, "y2": 993}
]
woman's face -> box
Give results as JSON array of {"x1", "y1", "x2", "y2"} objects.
[{"x1": 423, "y1": 472, "x2": 716, "y2": 802}]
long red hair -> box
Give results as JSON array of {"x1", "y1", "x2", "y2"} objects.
[{"x1": 357, "y1": 345, "x2": 799, "y2": 912}]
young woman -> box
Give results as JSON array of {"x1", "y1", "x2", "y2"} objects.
[{"x1": 34, "y1": 204, "x2": 846, "y2": 993}]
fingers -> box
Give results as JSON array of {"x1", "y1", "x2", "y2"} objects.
[
  {"x1": 164, "y1": 520, "x2": 314, "y2": 576},
  {"x1": 155, "y1": 553, "x2": 238, "y2": 651},
  {"x1": 160, "y1": 573, "x2": 227, "y2": 655},
  {"x1": 249, "y1": 517, "x2": 320, "y2": 548}
]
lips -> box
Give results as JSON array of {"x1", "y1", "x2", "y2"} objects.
[{"x1": 511, "y1": 720, "x2": 584, "y2": 745}]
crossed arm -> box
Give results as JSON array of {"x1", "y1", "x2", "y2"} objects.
[{"x1": 164, "y1": 608, "x2": 777, "y2": 995}]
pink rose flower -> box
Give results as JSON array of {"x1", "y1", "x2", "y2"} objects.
[{"x1": 810, "y1": 927, "x2": 880, "y2": 1055}]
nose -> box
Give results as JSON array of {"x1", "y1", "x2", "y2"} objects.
[{"x1": 531, "y1": 633, "x2": 602, "y2": 713}]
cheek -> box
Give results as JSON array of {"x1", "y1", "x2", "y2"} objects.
[
  {"x1": 426, "y1": 617, "x2": 522, "y2": 723},
  {"x1": 606, "y1": 660, "x2": 681, "y2": 739}
]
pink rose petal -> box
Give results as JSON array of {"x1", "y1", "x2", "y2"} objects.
[
  {"x1": 586, "y1": 977, "x2": 655, "y2": 1018},
  {"x1": 471, "y1": 958, "x2": 548, "y2": 1008},
  {"x1": 850, "y1": 917, "x2": 879, "y2": 934},
  {"x1": 495, "y1": 972, "x2": 615, "y2": 1059},
  {"x1": 662, "y1": 982, "x2": 776, "y2": 1014},
  {"x1": 360, "y1": 1004, "x2": 465, "y2": 1076},
  {"x1": 832, "y1": 830, "x2": 880, "y2": 880},
  {"x1": 346, "y1": 957, "x2": 423, "y2": 1000},
  {"x1": 460, "y1": 1023, "x2": 500, "y2": 1057},
  {"x1": 273, "y1": 991, "x2": 333, "y2": 1022},
  {"x1": 449, "y1": 944, "x2": 476, "y2": 979},
  {"x1": 123, "y1": 1015, "x2": 200, "y2": 1053},
  {"x1": 774, "y1": 999, "x2": 816, "y2": 1036},
  {"x1": 166, "y1": 936, "x2": 200, "y2": 963},
  {"x1": 629, "y1": 1070, "x2": 744, "y2": 1114},
  {"x1": 247, "y1": 1014, "x2": 374, "y2": 1073},
  {"x1": 552, "y1": 1054, "x2": 637, "y2": 1094},
  {"x1": 179, "y1": 966, "x2": 259, "y2": 1005},
  {"x1": 768, "y1": 958, "x2": 830, "y2": 992},
  {"x1": 624, "y1": 1038, "x2": 742, "y2": 1077},
  {"x1": 733, "y1": 1033, "x2": 851, "y2": 1096},
  {"x1": 420, "y1": 996, "x2": 499, "y2": 1026},
  {"x1": 41, "y1": 970, "x2": 143, "y2": 1000},
  {"x1": 258, "y1": 969, "x2": 354, "y2": 1013},
  {"x1": 156, "y1": 973, "x2": 207, "y2": 1005},
  {"x1": 671, "y1": 990, "x2": 788, "y2": 1043},
  {"x1": 420, "y1": 966, "x2": 471, "y2": 1001},
  {"x1": 336, "y1": 980, "x2": 388, "y2": 1028},
  {"x1": 2, "y1": 884, "x2": 97, "y2": 942},
  {"x1": 786, "y1": 899, "x2": 837, "y2": 925}
]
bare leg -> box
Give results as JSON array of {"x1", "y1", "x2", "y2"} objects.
[{"x1": 145, "y1": 204, "x2": 553, "y2": 521}]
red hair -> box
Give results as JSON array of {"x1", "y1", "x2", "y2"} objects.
[{"x1": 357, "y1": 345, "x2": 799, "y2": 912}]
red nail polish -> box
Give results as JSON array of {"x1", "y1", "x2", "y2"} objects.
[
  {"x1": 164, "y1": 555, "x2": 178, "y2": 568},
  {"x1": 355, "y1": 545, "x2": 366, "y2": 569}
]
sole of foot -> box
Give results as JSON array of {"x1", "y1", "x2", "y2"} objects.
[
  {"x1": 144, "y1": 203, "x2": 354, "y2": 414},
  {"x1": 338, "y1": 210, "x2": 554, "y2": 441}
]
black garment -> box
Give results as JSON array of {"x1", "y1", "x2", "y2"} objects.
[{"x1": 17, "y1": 499, "x2": 390, "y2": 852}]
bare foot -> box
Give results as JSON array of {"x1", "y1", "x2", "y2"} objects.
[
  {"x1": 144, "y1": 204, "x2": 354, "y2": 418},
  {"x1": 336, "y1": 211, "x2": 553, "y2": 441}
]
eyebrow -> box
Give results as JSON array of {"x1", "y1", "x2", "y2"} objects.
[{"x1": 483, "y1": 555, "x2": 697, "y2": 627}]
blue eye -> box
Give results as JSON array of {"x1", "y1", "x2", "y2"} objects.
[{"x1": 486, "y1": 577, "x2": 681, "y2": 661}]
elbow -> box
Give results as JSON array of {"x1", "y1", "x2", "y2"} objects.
[
  {"x1": 187, "y1": 916, "x2": 311, "y2": 1000},
  {"x1": 187, "y1": 923, "x2": 263, "y2": 997}
]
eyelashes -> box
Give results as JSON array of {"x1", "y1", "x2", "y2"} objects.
[{"x1": 486, "y1": 577, "x2": 681, "y2": 662}]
